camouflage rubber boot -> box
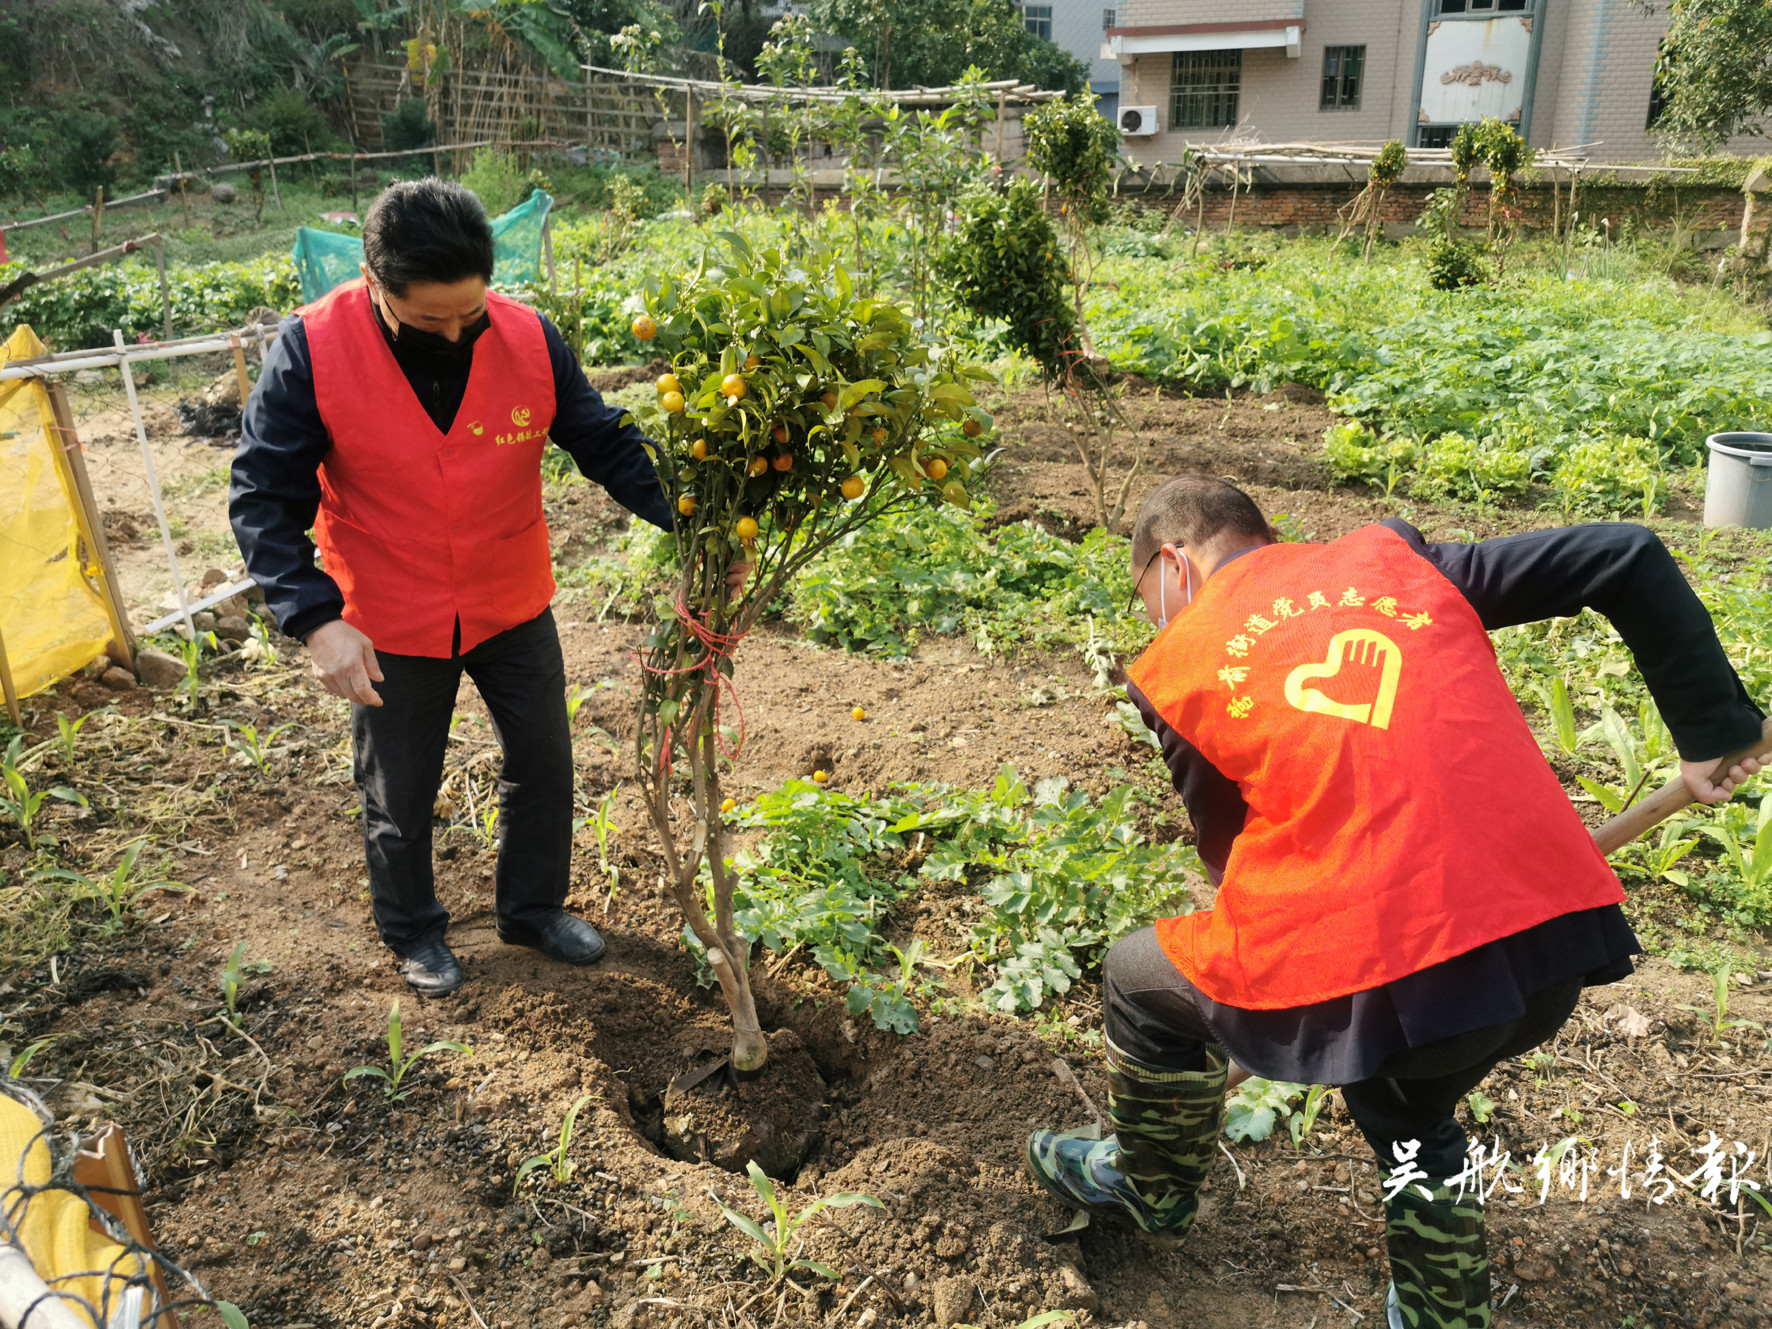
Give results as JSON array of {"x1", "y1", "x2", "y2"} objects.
[
  {"x1": 1024, "y1": 1038, "x2": 1228, "y2": 1247},
  {"x1": 1383, "y1": 1177, "x2": 1491, "y2": 1329}
]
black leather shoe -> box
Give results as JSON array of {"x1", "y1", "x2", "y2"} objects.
[
  {"x1": 495, "y1": 910, "x2": 607, "y2": 965},
  {"x1": 395, "y1": 936, "x2": 465, "y2": 996}
]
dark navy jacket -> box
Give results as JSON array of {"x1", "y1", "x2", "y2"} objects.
[{"x1": 230, "y1": 309, "x2": 674, "y2": 644}]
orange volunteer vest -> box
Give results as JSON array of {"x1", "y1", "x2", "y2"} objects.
[
  {"x1": 1126, "y1": 524, "x2": 1623, "y2": 1010},
  {"x1": 303, "y1": 280, "x2": 557, "y2": 658}
]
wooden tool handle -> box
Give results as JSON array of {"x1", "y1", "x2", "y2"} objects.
[{"x1": 1591, "y1": 716, "x2": 1772, "y2": 857}]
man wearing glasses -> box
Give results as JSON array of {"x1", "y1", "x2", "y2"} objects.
[{"x1": 1027, "y1": 476, "x2": 1764, "y2": 1329}]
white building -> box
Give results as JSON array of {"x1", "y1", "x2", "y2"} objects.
[{"x1": 1020, "y1": 1, "x2": 1124, "y2": 117}]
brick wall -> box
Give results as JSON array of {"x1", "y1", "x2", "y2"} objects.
[{"x1": 1123, "y1": 177, "x2": 1760, "y2": 237}]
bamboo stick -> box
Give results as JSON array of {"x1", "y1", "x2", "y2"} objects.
[
  {"x1": 112, "y1": 329, "x2": 195, "y2": 640},
  {"x1": 45, "y1": 382, "x2": 135, "y2": 671},
  {"x1": 230, "y1": 333, "x2": 251, "y2": 407},
  {"x1": 0, "y1": 621, "x2": 20, "y2": 727},
  {"x1": 153, "y1": 235, "x2": 172, "y2": 340}
]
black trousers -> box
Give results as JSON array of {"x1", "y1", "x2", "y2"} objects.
[
  {"x1": 1103, "y1": 927, "x2": 1581, "y2": 1179},
  {"x1": 351, "y1": 608, "x2": 573, "y2": 953}
]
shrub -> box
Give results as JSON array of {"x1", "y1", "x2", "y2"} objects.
[
  {"x1": 251, "y1": 88, "x2": 340, "y2": 157},
  {"x1": 1427, "y1": 237, "x2": 1486, "y2": 290},
  {"x1": 945, "y1": 177, "x2": 1078, "y2": 375},
  {"x1": 382, "y1": 99, "x2": 435, "y2": 152},
  {"x1": 459, "y1": 148, "x2": 529, "y2": 215}
]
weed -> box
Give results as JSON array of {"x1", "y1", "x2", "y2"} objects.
[
  {"x1": 1677, "y1": 966, "x2": 1767, "y2": 1044},
  {"x1": 1224, "y1": 1077, "x2": 1307, "y2": 1143},
  {"x1": 1, "y1": 737, "x2": 87, "y2": 849},
  {"x1": 220, "y1": 941, "x2": 273, "y2": 1019},
  {"x1": 1465, "y1": 1090, "x2": 1497, "y2": 1125},
  {"x1": 223, "y1": 720, "x2": 296, "y2": 775},
  {"x1": 710, "y1": 1160, "x2": 882, "y2": 1285},
  {"x1": 6, "y1": 1036, "x2": 59, "y2": 1079},
  {"x1": 35, "y1": 841, "x2": 188, "y2": 930},
  {"x1": 514, "y1": 1094, "x2": 596, "y2": 1193},
  {"x1": 344, "y1": 999, "x2": 472, "y2": 1101}
]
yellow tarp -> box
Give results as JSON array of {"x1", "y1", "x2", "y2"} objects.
[
  {"x1": 0, "y1": 1094, "x2": 148, "y2": 1328},
  {"x1": 0, "y1": 326, "x2": 113, "y2": 697}
]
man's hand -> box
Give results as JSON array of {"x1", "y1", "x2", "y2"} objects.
[
  {"x1": 727, "y1": 560, "x2": 752, "y2": 594},
  {"x1": 1680, "y1": 753, "x2": 1765, "y2": 805},
  {"x1": 306, "y1": 619, "x2": 384, "y2": 706}
]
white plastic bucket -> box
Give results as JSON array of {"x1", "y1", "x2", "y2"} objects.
[{"x1": 1703, "y1": 432, "x2": 1772, "y2": 529}]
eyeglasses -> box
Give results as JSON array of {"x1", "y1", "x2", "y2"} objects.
[{"x1": 1127, "y1": 546, "x2": 1165, "y2": 616}]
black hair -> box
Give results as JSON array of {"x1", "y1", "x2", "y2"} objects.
[
  {"x1": 361, "y1": 178, "x2": 495, "y2": 296},
  {"x1": 1129, "y1": 475, "x2": 1274, "y2": 571}
]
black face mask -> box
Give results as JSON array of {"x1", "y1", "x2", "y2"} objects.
[{"x1": 373, "y1": 288, "x2": 490, "y2": 368}]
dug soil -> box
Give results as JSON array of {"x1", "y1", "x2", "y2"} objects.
[{"x1": 3, "y1": 376, "x2": 1767, "y2": 1329}]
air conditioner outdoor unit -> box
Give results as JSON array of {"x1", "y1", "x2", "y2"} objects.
[{"x1": 1120, "y1": 106, "x2": 1160, "y2": 137}]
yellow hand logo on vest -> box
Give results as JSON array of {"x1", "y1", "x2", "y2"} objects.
[
  {"x1": 1283, "y1": 629, "x2": 1402, "y2": 730},
  {"x1": 511, "y1": 406, "x2": 531, "y2": 427}
]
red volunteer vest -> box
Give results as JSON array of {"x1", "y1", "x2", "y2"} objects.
[
  {"x1": 1126, "y1": 524, "x2": 1622, "y2": 1010},
  {"x1": 303, "y1": 280, "x2": 557, "y2": 657}
]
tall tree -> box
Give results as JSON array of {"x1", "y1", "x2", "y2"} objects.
[
  {"x1": 1638, "y1": 0, "x2": 1772, "y2": 149},
  {"x1": 809, "y1": 0, "x2": 1087, "y2": 92}
]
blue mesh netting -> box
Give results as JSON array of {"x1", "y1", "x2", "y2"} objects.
[{"x1": 290, "y1": 190, "x2": 554, "y2": 303}]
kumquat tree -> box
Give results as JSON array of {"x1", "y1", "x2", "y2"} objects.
[{"x1": 623, "y1": 233, "x2": 993, "y2": 1073}]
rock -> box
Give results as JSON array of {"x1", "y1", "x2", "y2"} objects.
[
  {"x1": 973, "y1": 1055, "x2": 995, "y2": 1071},
  {"x1": 607, "y1": 1302, "x2": 644, "y2": 1329},
  {"x1": 532, "y1": 1246, "x2": 552, "y2": 1270},
  {"x1": 101, "y1": 667, "x2": 137, "y2": 692},
  {"x1": 1516, "y1": 1256, "x2": 1557, "y2": 1282},
  {"x1": 1056, "y1": 1264, "x2": 1099, "y2": 1313},
  {"x1": 201, "y1": 567, "x2": 228, "y2": 588},
  {"x1": 931, "y1": 1276, "x2": 975, "y2": 1327},
  {"x1": 192, "y1": 610, "x2": 217, "y2": 633},
  {"x1": 135, "y1": 649, "x2": 186, "y2": 690},
  {"x1": 211, "y1": 181, "x2": 237, "y2": 204},
  {"x1": 87, "y1": 655, "x2": 111, "y2": 677},
  {"x1": 215, "y1": 615, "x2": 251, "y2": 642}
]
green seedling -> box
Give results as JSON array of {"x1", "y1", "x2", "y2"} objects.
[
  {"x1": 1698, "y1": 795, "x2": 1772, "y2": 895},
  {"x1": 7, "y1": 1036, "x2": 59, "y2": 1079},
  {"x1": 177, "y1": 632, "x2": 217, "y2": 704},
  {"x1": 1465, "y1": 1089, "x2": 1496, "y2": 1125},
  {"x1": 220, "y1": 941, "x2": 274, "y2": 1019},
  {"x1": 223, "y1": 719, "x2": 297, "y2": 775},
  {"x1": 565, "y1": 681, "x2": 610, "y2": 726},
  {"x1": 476, "y1": 804, "x2": 500, "y2": 850},
  {"x1": 711, "y1": 1160, "x2": 882, "y2": 1285},
  {"x1": 1289, "y1": 1082, "x2": 1332, "y2": 1147},
  {"x1": 514, "y1": 1093, "x2": 596, "y2": 1192},
  {"x1": 583, "y1": 785, "x2": 621, "y2": 901},
  {"x1": 36, "y1": 841, "x2": 188, "y2": 930},
  {"x1": 1677, "y1": 966, "x2": 1766, "y2": 1043},
  {"x1": 53, "y1": 711, "x2": 99, "y2": 764},
  {"x1": 1, "y1": 736, "x2": 87, "y2": 849},
  {"x1": 344, "y1": 998, "x2": 472, "y2": 1101},
  {"x1": 1531, "y1": 676, "x2": 1581, "y2": 757}
]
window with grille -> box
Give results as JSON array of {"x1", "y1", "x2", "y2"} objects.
[
  {"x1": 1022, "y1": 4, "x2": 1053, "y2": 39},
  {"x1": 1103, "y1": 7, "x2": 1117, "y2": 30},
  {"x1": 1171, "y1": 50, "x2": 1241, "y2": 130},
  {"x1": 1321, "y1": 45, "x2": 1364, "y2": 110},
  {"x1": 1435, "y1": 0, "x2": 1528, "y2": 12}
]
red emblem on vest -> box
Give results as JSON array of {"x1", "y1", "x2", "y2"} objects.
[
  {"x1": 303, "y1": 281, "x2": 557, "y2": 657},
  {"x1": 1127, "y1": 525, "x2": 1623, "y2": 1009}
]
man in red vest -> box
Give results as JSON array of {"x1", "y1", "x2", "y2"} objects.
[
  {"x1": 1027, "y1": 477, "x2": 1764, "y2": 1329},
  {"x1": 231, "y1": 180, "x2": 679, "y2": 997}
]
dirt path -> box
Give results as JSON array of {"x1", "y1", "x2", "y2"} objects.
[{"x1": 3, "y1": 379, "x2": 1768, "y2": 1328}]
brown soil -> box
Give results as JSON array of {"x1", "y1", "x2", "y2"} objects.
[{"x1": 2, "y1": 377, "x2": 1767, "y2": 1329}]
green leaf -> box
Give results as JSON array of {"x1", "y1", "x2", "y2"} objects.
[
  {"x1": 343, "y1": 1066, "x2": 390, "y2": 1082},
  {"x1": 217, "y1": 1303, "x2": 251, "y2": 1329},
  {"x1": 717, "y1": 1202, "x2": 771, "y2": 1247}
]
